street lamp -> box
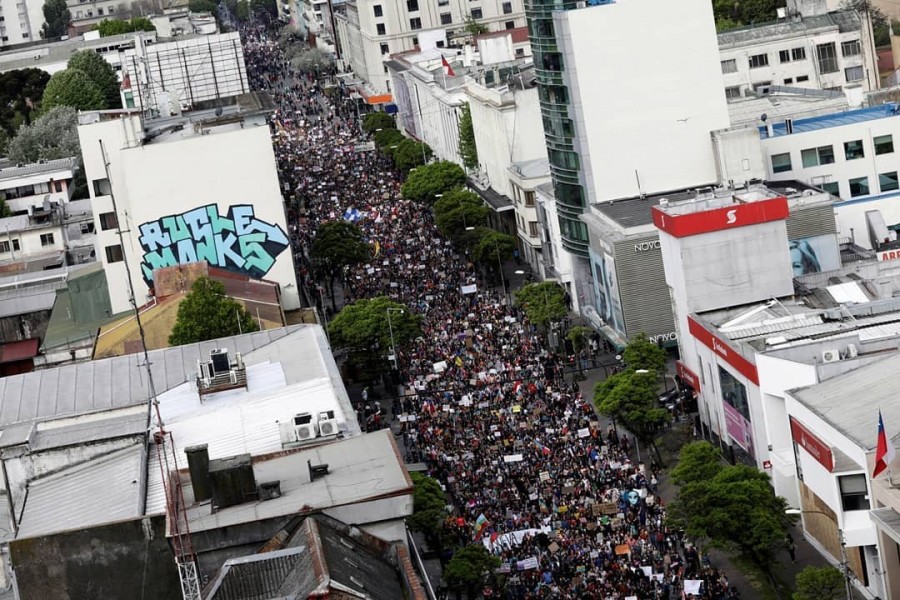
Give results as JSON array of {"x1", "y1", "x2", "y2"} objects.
[
  {"x1": 786, "y1": 508, "x2": 853, "y2": 600},
  {"x1": 386, "y1": 307, "x2": 404, "y2": 369}
]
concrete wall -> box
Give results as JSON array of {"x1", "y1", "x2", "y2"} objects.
[
  {"x1": 556, "y1": 0, "x2": 729, "y2": 204},
  {"x1": 10, "y1": 514, "x2": 182, "y2": 600}
]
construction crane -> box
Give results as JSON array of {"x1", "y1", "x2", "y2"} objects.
[{"x1": 100, "y1": 141, "x2": 203, "y2": 600}]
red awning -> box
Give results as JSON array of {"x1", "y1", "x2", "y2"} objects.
[
  {"x1": 0, "y1": 338, "x2": 39, "y2": 364},
  {"x1": 675, "y1": 360, "x2": 701, "y2": 392}
]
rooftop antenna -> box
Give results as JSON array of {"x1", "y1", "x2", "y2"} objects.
[{"x1": 99, "y1": 140, "x2": 202, "y2": 600}]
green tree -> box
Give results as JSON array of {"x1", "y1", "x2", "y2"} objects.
[
  {"x1": 392, "y1": 137, "x2": 432, "y2": 171},
  {"x1": 594, "y1": 369, "x2": 668, "y2": 463},
  {"x1": 328, "y1": 296, "x2": 422, "y2": 379},
  {"x1": 310, "y1": 221, "x2": 370, "y2": 311},
  {"x1": 713, "y1": 0, "x2": 783, "y2": 29},
  {"x1": 670, "y1": 441, "x2": 724, "y2": 486},
  {"x1": 401, "y1": 161, "x2": 467, "y2": 202},
  {"x1": 622, "y1": 332, "x2": 666, "y2": 373},
  {"x1": 129, "y1": 17, "x2": 156, "y2": 31},
  {"x1": 374, "y1": 127, "x2": 404, "y2": 149},
  {"x1": 189, "y1": 0, "x2": 218, "y2": 11},
  {"x1": 169, "y1": 277, "x2": 259, "y2": 346},
  {"x1": 471, "y1": 229, "x2": 515, "y2": 282},
  {"x1": 458, "y1": 102, "x2": 478, "y2": 169},
  {"x1": 668, "y1": 441, "x2": 797, "y2": 591},
  {"x1": 793, "y1": 566, "x2": 845, "y2": 600},
  {"x1": 93, "y1": 17, "x2": 155, "y2": 36},
  {"x1": 463, "y1": 15, "x2": 488, "y2": 36},
  {"x1": 42, "y1": 69, "x2": 106, "y2": 112},
  {"x1": 444, "y1": 544, "x2": 500, "y2": 599},
  {"x1": 41, "y1": 0, "x2": 70, "y2": 39},
  {"x1": 7, "y1": 106, "x2": 81, "y2": 163},
  {"x1": 234, "y1": 0, "x2": 250, "y2": 21},
  {"x1": 250, "y1": 0, "x2": 277, "y2": 19},
  {"x1": 363, "y1": 111, "x2": 396, "y2": 135},
  {"x1": 68, "y1": 50, "x2": 121, "y2": 109},
  {"x1": 0, "y1": 69, "x2": 50, "y2": 135},
  {"x1": 407, "y1": 472, "x2": 449, "y2": 551},
  {"x1": 434, "y1": 188, "x2": 488, "y2": 246},
  {"x1": 515, "y1": 281, "x2": 568, "y2": 329},
  {"x1": 567, "y1": 325, "x2": 592, "y2": 354}
]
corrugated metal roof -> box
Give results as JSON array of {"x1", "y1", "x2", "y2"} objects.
[
  {"x1": 0, "y1": 158, "x2": 76, "y2": 185},
  {"x1": 320, "y1": 519, "x2": 405, "y2": 600},
  {"x1": 0, "y1": 325, "x2": 310, "y2": 430},
  {"x1": 16, "y1": 443, "x2": 145, "y2": 539},
  {"x1": 205, "y1": 547, "x2": 316, "y2": 600},
  {"x1": 789, "y1": 353, "x2": 900, "y2": 450}
]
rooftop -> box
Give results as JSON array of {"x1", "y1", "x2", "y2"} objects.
[
  {"x1": 179, "y1": 429, "x2": 411, "y2": 531},
  {"x1": 16, "y1": 443, "x2": 145, "y2": 539},
  {"x1": 726, "y1": 93, "x2": 850, "y2": 129},
  {"x1": 717, "y1": 10, "x2": 861, "y2": 48},
  {"x1": 592, "y1": 180, "x2": 825, "y2": 229},
  {"x1": 789, "y1": 353, "x2": 900, "y2": 451},
  {"x1": 0, "y1": 32, "x2": 156, "y2": 73},
  {"x1": 0, "y1": 158, "x2": 77, "y2": 185},
  {"x1": 476, "y1": 26, "x2": 530, "y2": 44},
  {"x1": 760, "y1": 103, "x2": 900, "y2": 138},
  {"x1": 509, "y1": 157, "x2": 549, "y2": 180}
]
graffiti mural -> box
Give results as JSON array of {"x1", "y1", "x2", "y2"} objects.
[{"x1": 138, "y1": 204, "x2": 289, "y2": 284}]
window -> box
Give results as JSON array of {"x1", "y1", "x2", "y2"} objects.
[
  {"x1": 97, "y1": 7, "x2": 103, "y2": 14},
  {"x1": 502, "y1": 0, "x2": 512, "y2": 13},
  {"x1": 839, "y1": 474, "x2": 870, "y2": 511},
  {"x1": 752, "y1": 81, "x2": 772, "y2": 92},
  {"x1": 80, "y1": 222, "x2": 94, "y2": 234},
  {"x1": 771, "y1": 153, "x2": 792, "y2": 173},
  {"x1": 844, "y1": 139, "x2": 865, "y2": 160},
  {"x1": 53, "y1": 180, "x2": 62, "y2": 192},
  {"x1": 107, "y1": 5, "x2": 113, "y2": 12},
  {"x1": 20, "y1": 32, "x2": 27, "y2": 38},
  {"x1": 515, "y1": 48, "x2": 524, "y2": 57},
  {"x1": 842, "y1": 39, "x2": 861, "y2": 57},
  {"x1": 380, "y1": 42, "x2": 389, "y2": 54},
  {"x1": 406, "y1": 0, "x2": 418, "y2": 10},
  {"x1": 409, "y1": 17, "x2": 421, "y2": 29},
  {"x1": 875, "y1": 134, "x2": 894, "y2": 155},
  {"x1": 796, "y1": 75, "x2": 809, "y2": 82},
  {"x1": 721, "y1": 58, "x2": 737, "y2": 74},
  {"x1": 881, "y1": 171, "x2": 899, "y2": 192},
  {"x1": 725, "y1": 85, "x2": 741, "y2": 100},
  {"x1": 438, "y1": 0, "x2": 449, "y2": 5},
  {"x1": 525, "y1": 191, "x2": 535, "y2": 206},
  {"x1": 105, "y1": 244, "x2": 124, "y2": 263},
  {"x1": 436, "y1": 40, "x2": 445, "y2": 47},
  {"x1": 92, "y1": 178, "x2": 111, "y2": 196},
  {"x1": 376, "y1": 23, "x2": 386, "y2": 35},
  {"x1": 505, "y1": 20, "x2": 514, "y2": 29},
  {"x1": 821, "y1": 181, "x2": 840, "y2": 196},
  {"x1": 470, "y1": 7, "x2": 482, "y2": 19},
  {"x1": 845, "y1": 65, "x2": 864, "y2": 82},
  {"x1": 779, "y1": 49, "x2": 791, "y2": 63},
  {"x1": 849, "y1": 176, "x2": 869, "y2": 197},
  {"x1": 373, "y1": 4, "x2": 382, "y2": 16},
  {"x1": 792, "y1": 47, "x2": 806, "y2": 61},
  {"x1": 784, "y1": 78, "x2": 793, "y2": 84},
  {"x1": 412, "y1": 36, "x2": 418, "y2": 45},
  {"x1": 40, "y1": 233, "x2": 54, "y2": 246},
  {"x1": 748, "y1": 53, "x2": 769, "y2": 69},
  {"x1": 440, "y1": 12, "x2": 451, "y2": 23},
  {"x1": 99, "y1": 211, "x2": 118, "y2": 231},
  {"x1": 816, "y1": 42, "x2": 838, "y2": 74},
  {"x1": 801, "y1": 145, "x2": 835, "y2": 167},
  {"x1": 0, "y1": 241, "x2": 9, "y2": 253},
  {"x1": 529, "y1": 221, "x2": 539, "y2": 237}
]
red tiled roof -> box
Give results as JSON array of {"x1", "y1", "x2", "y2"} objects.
[{"x1": 477, "y1": 26, "x2": 530, "y2": 44}]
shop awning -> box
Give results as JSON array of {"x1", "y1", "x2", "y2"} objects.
[{"x1": 365, "y1": 94, "x2": 393, "y2": 105}]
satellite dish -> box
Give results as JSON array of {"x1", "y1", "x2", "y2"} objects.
[{"x1": 760, "y1": 113, "x2": 768, "y2": 122}]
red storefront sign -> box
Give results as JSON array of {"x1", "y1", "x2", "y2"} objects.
[
  {"x1": 688, "y1": 316, "x2": 759, "y2": 385},
  {"x1": 651, "y1": 196, "x2": 789, "y2": 238},
  {"x1": 675, "y1": 360, "x2": 701, "y2": 392},
  {"x1": 790, "y1": 416, "x2": 834, "y2": 472}
]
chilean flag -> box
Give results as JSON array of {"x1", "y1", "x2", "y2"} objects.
[
  {"x1": 873, "y1": 410, "x2": 896, "y2": 478},
  {"x1": 441, "y1": 55, "x2": 456, "y2": 77}
]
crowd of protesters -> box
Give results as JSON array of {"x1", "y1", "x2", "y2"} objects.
[{"x1": 238, "y1": 19, "x2": 739, "y2": 600}]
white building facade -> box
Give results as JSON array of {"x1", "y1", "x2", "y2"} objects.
[
  {"x1": 335, "y1": 0, "x2": 525, "y2": 95},
  {"x1": 717, "y1": 8, "x2": 878, "y2": 101},
  {"x1": 0, "y1": 0, "x2": 44, "y2": 47},
  {"x1": 77, "y1": 100, "x2": 300, "y2": 315}
]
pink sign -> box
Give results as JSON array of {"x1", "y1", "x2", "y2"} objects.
[{"x1": 723, "y1": 401, "x2": 754, "y2": 457}]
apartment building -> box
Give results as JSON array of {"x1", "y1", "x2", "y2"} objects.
[
  {"x1": 718, "y1": 7, "x2": 878, "y2": 100},
  {"x1": 0, "y1": 0, "x2": 44, "y2": 47},
  {"x1": 335, "y1": 0, "x2": 525, "y2": 96}
]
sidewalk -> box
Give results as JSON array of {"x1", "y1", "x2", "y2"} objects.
[{"x1": 575, "y1": 365, "x2": 845, "y2": 600}]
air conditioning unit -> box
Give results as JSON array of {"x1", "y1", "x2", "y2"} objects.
[
  {"x1": 821, "y1": 349, "x2": 840, "y2": 363},
  {"x1": 847, "y1": 343, "x2": 858, "y2": 358},
  {"x1": 293, "y1": 412, "x2": 318, "y2": 440},
  {"x1": 278, "y1": 421, "x2": 299, "y2": 444},
  {"x1": 198, "y1": 360, "x2": 214, "y2": 382},
  {"x1": 210, "y1": 349, "x2": 230, "y2": 374},
  {"x1": 318, "y1": 410, "x2": 338, "y2": 437}
]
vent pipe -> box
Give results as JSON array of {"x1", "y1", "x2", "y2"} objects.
[{"x1": 185, "y1": 444, "x2": 211, "y2": 502}]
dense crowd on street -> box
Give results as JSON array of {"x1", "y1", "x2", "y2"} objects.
[{"x1": 239, "y1": 19, "x2": 739, "y2": 600}]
